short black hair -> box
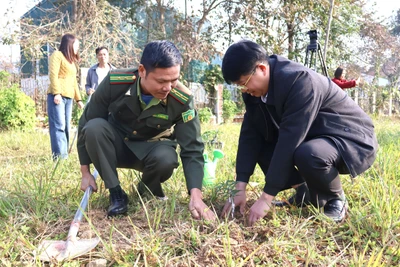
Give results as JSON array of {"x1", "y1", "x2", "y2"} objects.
[
  {"x1": 140, "y1": 40, "x2": 182, "y2": 74},
  {"x1": 222, "y1": 40, "x2": 269, "y2": 84},
  {"x1": 95, "y1": 46, "x2": 108, "y2": 55},
  {"x1": 334, "y1": 67, "x2": 344, "y2": 79}
]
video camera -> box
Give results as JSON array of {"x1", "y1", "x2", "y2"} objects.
[
  {"x1": 307, "y1": 30, "x2": 318, "y2": 46},
  {"x1": 304, "y1": 29, "x2": 328, "y2": 76}
]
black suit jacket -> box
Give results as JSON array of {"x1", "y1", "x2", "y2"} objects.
[{"x1": 237, "y1": 55, "x2": 378, "y2": 196}]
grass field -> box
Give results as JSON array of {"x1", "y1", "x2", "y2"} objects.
[{"x1": 0, "y1": 116, "x2": 399, "y2": 266}]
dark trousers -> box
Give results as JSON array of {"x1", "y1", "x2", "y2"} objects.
[
  {"x1": 82, "y1": 118, "x2": 178, "y2": 195},
  {"x1": 257, "y1": 142, "x2": 305, "y2": 189},
  {"x1": 294, "y1": 137, "x2": 349, "y2": 207}
]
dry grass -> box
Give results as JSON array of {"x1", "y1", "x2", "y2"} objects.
[{"x1": 0, "y1": 117, "x2": 399, "y2": 266}]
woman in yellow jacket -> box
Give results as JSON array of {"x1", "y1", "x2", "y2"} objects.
[{"x1": 47, "y1": 33, "x2": 84, "y2": 159}]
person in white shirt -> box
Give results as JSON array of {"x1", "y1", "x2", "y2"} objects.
[{"x1": 85, "y1": 46, "x2": 115, "y2": 95}]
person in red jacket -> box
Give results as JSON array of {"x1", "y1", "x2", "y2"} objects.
[{"x1": 332, "y1": 67, "x2": 360, "y2": 89}]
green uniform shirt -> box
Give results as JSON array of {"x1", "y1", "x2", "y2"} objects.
[{"x1": 77, "y1": 69, "x2": 205, "y2": 191}]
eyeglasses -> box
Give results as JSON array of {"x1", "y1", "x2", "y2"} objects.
[{"x1": 237, "y1": 67, "x2": 256, "y2": 92}]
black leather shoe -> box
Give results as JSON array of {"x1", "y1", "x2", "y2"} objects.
[
  {"x1": 107, "y1": 190, "x2": 129, "y2": 217},
  {"x1": 323, "y1": 198, "x2": 347, "y2": 222},
  {"x1": 273, "y1": 183, "x2": 311, "y2": 207}
]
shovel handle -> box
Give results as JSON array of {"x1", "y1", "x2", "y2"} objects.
[{"x1": 67, "y1": 169, "x2": 98, "y2": 241}]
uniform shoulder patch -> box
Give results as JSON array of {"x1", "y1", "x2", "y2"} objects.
[
  {"x1": 182, "y1": 109, "x2": 195, "y2": 123},
  {"x1": 110, "y1": 69, "x2": 137, "y2": 85},
  {"x1": 169, "y1": 81, "x2": 191, "y2": 104}
]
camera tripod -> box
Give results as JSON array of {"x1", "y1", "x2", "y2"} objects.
[{"x1": 304, "y1": 39, "x2": 328, "y2": 77}]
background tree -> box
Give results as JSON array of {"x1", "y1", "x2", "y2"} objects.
[
  {"x1": 117, "y1": 0, "x2": 227, "y2": 82},
  {"x1": 359, "y1": 14, "x2": 394, "y2": 113},
  {"x1": 201, "y1": 64, "x2": 225, "y2": 113},
  {"x1": 381, "y1": 9, "x2": 400, "y2": 115},
  {"x1": 17, "y1": 0, "x2": 139, "y2": 74},
  {"x1": 1, "y1": 0, "x2": 400, "y2": 117},
  {"x1": 217, "y1": 0, "x2": 364, "y2": 69},
  {"x1": 392, "y1": 9, "x2": 400, "y2": 36}
]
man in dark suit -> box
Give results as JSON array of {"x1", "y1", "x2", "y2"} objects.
[
  {"x1": 77, "y1": 40, "x2": 216, "y2": 220},
  {"x1": 220, "y1": 40, "x2": 378, "y2": 225}
]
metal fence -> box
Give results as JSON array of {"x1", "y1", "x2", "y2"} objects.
[
  {"x1": 348, "y1": 88, "x2": 400, "y2": 116},
  {"x1": 20, "y1": 76, "x2": 211, "y2": 114},
  {"x1": 19, "y1": 75, "x2": 400, "y2": 117},
  {"x1": 21, "y1": 76, "x2": 50, "y2": 113}
]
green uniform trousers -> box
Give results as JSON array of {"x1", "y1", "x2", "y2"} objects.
[{"x1": 81, "y1": 118, "x2": 179, "y2": 197}]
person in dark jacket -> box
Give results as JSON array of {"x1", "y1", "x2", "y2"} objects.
[
  {"x1": 332, "y1": 66, "x2": 360, "y2": 89},
  {"x1": 85, "y1": 46, "x2": 115, "y2": 95},
  {"x1": 78, "y1": 40, "x2": 216, "y2": 220},
  {"x1": 220, "y1": 40, "x2": 378, "y2": 225}
]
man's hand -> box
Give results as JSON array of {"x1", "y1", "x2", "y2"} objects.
[
  {"x1": 221, "y1": 181, "x2": 247, "y2": 217},
  {"x1": 88, "y1": 88, "x2": 95, "y2": 95},
  {"x1": 188, "y1": 188, "x2": 216, "y2": 220},
  {"x1": 80, "y1": 165, "x2": 97, "y2": 192},
  {"x1": 248, "y1": 192, "x2": 274, "y2": 226}
]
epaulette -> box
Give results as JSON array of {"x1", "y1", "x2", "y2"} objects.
[
  {"x1": 169, "y1": 81, "x2": 191, "y2": 104},
  {"x1": 110, "y1": 70, "x2": 137, "y2": 85}
]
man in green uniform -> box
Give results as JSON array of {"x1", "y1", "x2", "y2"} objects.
[{"x1": 77, "y1": 40, "x2": 216, "y2": 220}]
